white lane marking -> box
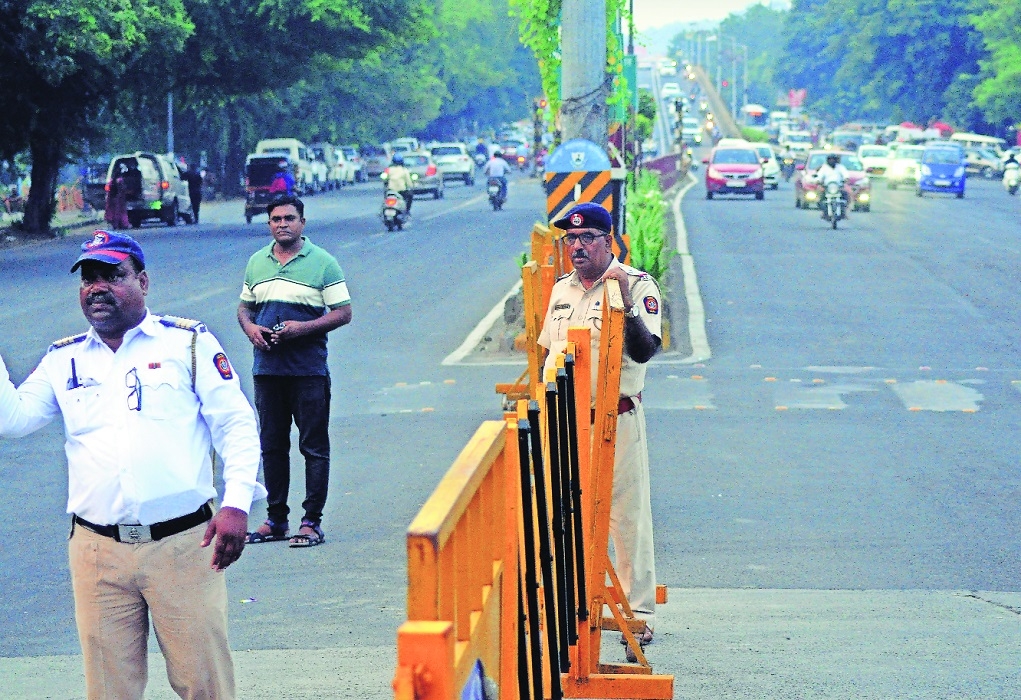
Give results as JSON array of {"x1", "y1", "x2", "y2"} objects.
[
  {"x1": 773, "y1": 382, "x2": 878, "y2": 410},
  {"x1": 442, "y1": 279, "x2": 524, "y2": 366},
  {"x1": 418, "y1": 180, "x2": 516, "y2": 223},
  {"x1": 656, "y1": 173, "x2": 712, "y2": 364},
  {"x1": 890, "y1": 380, "x2": 984, "y2": 412}
]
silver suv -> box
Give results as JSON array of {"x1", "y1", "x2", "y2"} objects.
[{"x1": 107, "y1": 152, "x2": 193, "y2": 227}]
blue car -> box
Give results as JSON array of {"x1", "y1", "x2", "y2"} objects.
[{"x1": 917, "y1": 143, "x2": 966, "y2": 198}]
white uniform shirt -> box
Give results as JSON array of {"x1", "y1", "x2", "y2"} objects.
[
  {"x1": 538, "y1": 259, "x2": 662, "y2": 398},
  {"x1": 0, "y1": 311, "x2": 265, "y2": 525}
]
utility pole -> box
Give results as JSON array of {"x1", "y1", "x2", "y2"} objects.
[{"x1": 561, "y1": 0, "x2": 608, "y2": 142}]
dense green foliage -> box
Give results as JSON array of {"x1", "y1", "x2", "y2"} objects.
[
  {"x1": 626, "y1": 170, "x2": 673, "y2": 283},
  {"x1": 671, "y1": 0, "x2": 1021, "y2": 136},
  {"x1": 0, "y1": 0, "x2": 540, "y2": 233}
]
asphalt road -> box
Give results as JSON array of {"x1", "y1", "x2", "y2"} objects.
[{"x1": 3, "y1": 162, "x2": 1021, "y2": 698}]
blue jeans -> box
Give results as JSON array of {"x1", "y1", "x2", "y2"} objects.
[{"x1": 254, "y1": 375, "x2": 331, "y2": 525}]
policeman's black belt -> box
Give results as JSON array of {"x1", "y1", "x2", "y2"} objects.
[{"x1": 73, "y1": 502, "x2": 213, "y2": 544}]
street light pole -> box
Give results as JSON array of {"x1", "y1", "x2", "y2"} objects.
[
  {"x1": 730, "y1": 36, "x2": 737, "y2": 121},
  {"x1": 742, "y1": 44, "x2": 748, "y2": 109}
]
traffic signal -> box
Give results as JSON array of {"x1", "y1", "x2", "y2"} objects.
[{"x1": 722, "y1": 80, "x2": 729, "y2": 88}]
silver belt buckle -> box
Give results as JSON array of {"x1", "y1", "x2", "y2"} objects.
[{"x1": 117, "y1": 524, "x2": 153, "y2": 543}]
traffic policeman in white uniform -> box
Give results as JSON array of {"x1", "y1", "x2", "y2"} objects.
[
  {"x1": 0, "y1": 231, "x2": 265, "y2": 699},
  {"x1": 537, "y1": 202, "x2": 662, "y2": 660}
]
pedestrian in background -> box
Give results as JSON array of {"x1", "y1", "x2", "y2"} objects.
[
  {"x1": 0, "y1": 230, "x2": 265, "y2": 698},
  {"x1": 104, "y1": 163, "x2": 130, "y2": 229},
  {"x1": 238, "y1": 195, "x2": 353, "y2": 548},
  {"x1": 182, "y1": 162, "x2": 203, "y2": 224},
  {"x1": 537, "y1": 202, "x2": 662, "y2": 663}
]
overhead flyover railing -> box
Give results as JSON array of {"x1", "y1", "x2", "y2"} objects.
[
  {"x1": 394, "y1": 221, "x2": 673, "y2": 700},
  {"x1": 690, "y1": 65, "x2": 742, "y2": 139}
]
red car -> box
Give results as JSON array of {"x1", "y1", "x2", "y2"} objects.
[
  {"x1": 794, "y1": 150, "x2": 872, "y2": 212},
  {"x1": 704, "y1": 145, "x2": 765, "y2": 199}
]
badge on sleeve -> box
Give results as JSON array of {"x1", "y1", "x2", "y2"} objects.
[
  {"x1": 213, "y1": 352, "x2": 233, "y2": 380},
  {"x1": 643, "y1": 296, "x2": 659, "y2": 314}
]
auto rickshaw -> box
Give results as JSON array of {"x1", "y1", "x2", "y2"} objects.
[{"x1": 244, "y1": 153, "x2": 293, "y2": 223}]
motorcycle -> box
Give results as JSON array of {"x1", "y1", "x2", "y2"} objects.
[
  {"x1": 474, "y1": 153, "x2": 487, "y2": 172},
  {"x1": 781, "y1": 156, "x2": 796, "y2": 181},
  {"x1": 1002, "y1": 162, "x2": 1019, "y2": 195},
  {"x1": 487, "y1": 177, "x2": 506, "y2": 211},
  {"x1": 821, "y1": 181, "x2": 846, "y2": 229},
  {"x1": 380, "y1": 190, "x2": 408, "y2": 231}
]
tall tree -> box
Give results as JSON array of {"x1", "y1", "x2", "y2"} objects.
[
  {"x1": 970, "y1": 0, "x2": 1021, "y2": 128},
  {"x1": 0, "y1": 0, "x2": 193, "y2": 234}
]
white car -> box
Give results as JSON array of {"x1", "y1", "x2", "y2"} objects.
[
  {"x1": 660, "y1": 82, "x2": 681, "y2": 98},
  {"x1": 754, "y1": 144, "x2": 781, "y2": 189},
  {"x1": 885, "y1": 145, "x2": 924, "y2": 189},
  {"x1": 857, "y1": 145, "x2": 891, "y2": 176},
  {"x1": 430, "y1": 143, "x2": 475, "y2": 185},
  {"x1": 333, "y1": 148, "x2": 357, "y2": 185},
  {"x1": 681, "y1": 117, "x2": 703, "y2": 145}
]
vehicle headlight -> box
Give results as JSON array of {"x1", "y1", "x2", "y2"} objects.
[
  {"x1": 752, "y1": 168, "x2": 763, "y2": 178},
  {"x1": 954, "y1": 167, "x2": 965, "y2": 177},
  {"x1": 805, "y1": 190, "x2": 818, "y2": 200},
  {"x1": 921, "y1": 165, "x2": 932, "y2": 176},
  {"x1": 707, "y1": 166, "x2": 723, "y2": 179}
]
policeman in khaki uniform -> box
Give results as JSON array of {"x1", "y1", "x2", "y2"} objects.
[
  {"x1": 537, "y1": 202, "x2": 661, "y2": 661},
  {"x1": 0, "y1": 231, "x2": 265, "y2": 699}
]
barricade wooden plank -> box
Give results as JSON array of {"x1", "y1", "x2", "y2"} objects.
[
  {"x1": 395, "y1": 621, "x2": 455, "y2": 700},
  {"x1": 407, "y1": 421, "x2": 506, "y2": 549}
]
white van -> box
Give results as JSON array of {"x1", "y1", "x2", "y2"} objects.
[
  {"x1": 255, "y1": 138, "x2": 319, "y2": 194},
  {"x1": 391, "y1": 137, "x2": 421, "y2": 154},
  {"x1": 949, "y1": 132, "x2": 1006, "y2": 156}
]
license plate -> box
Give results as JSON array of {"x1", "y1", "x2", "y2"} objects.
[
  {"x1": 385, "y1": 208, "x2": 396, "y2": 216},
  {"x1": 727, "y1": 180, "x2": 746, "y2": 187},
  {"x1": 934, "y1": 179, "x2": 950, "y2": 186}
]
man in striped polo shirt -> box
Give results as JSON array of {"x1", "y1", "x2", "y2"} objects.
[{"x1": 238, "y1": 195, "x2": 353, "y2": 548}]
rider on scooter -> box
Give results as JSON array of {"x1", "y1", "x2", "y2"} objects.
[
  {"x1": 386, "y1": 153, "x2": 415, "y2": 214},
  {"x1": 483, "y1": 150, "x2": 509, "y2": 201}
]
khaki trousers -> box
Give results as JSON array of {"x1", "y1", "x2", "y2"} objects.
[
  {"x1": 68, "y1": 522, "x2": 236, "y2": 700},
  {"x1": 610, "y1": 402, "x2": 657, "y2": 628}
]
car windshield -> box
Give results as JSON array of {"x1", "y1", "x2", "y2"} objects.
[
  {"x1": 363, "y1": 146, "x2": 387, "y2": 156},
  {"x1": 683, "y1": 118, "x2": 699, "y2": 127},
  {"x1": 404, "y1": 155, "x2": 429, "y2": 167},
  {"x1": 713, "y1": 149, "x2": 759, "y2": 165},
  {"x1": 924, "y1": 149, "x2": 962, "y2": 165},
  {"x1": 895, "y1": 148, "x2": 924, "y2": 161},
  {"x1": 755, "y1": 146, "x2": 773, "y2": 159},
  {"x1": 432, "y1": 147, "x2": 462, "y2": 156},
  {"x1": 860, "y1": 147, "x2": 888, "y2": 158},
  {"x1": 976, "y1": 149, "x2": 997, "y2": 160},
  {"x1": 342, "y1": 148, "x2": 357, "y2": 158},
  {"x1": 786, "y1": 133, "x2": 812, "y2": 143},
  {"x1": 807, "y1": 153, "x2": 863, "y2": 170}
]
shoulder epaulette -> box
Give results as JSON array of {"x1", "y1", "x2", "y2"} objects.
[
  {"x1": 556, "y1": 272, "x2": 572, "y2": 282},
  {"x1": 48, "y1": 332, "x2": 87, "y2": 350},
  {"x1": 158, "y1": 315, "x2": 207, "y2": 333}
]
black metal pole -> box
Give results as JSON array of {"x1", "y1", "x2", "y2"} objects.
[
  {"x1": 564, "y1": 355, "x2": 588, "y2": 623},
  {"x1": 528, "y1": 401, "x2": 563, "y2": 700},
  {"x1": 556, "y1": 367, "x2": 578, "y2": 644},
  {"x1": 517, "y1": 571, "x2": 531, "y2": 700},
  {"x1": 518, "y1": 419, "x2": 543, "y2": 700},
  {"x1": 544, "y1": 381, "x2": 572, "y2": 669}
]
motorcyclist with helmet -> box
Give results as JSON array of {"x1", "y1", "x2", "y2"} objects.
[
  {"x1": 483, "y1": 150, "x2": 510, "y2": 201},
  {"x1": 816, "y1": 153, "x2": 852, "y2": 218},
  {"x1": 385, "y1": 153, "x2": 415, "y2": 214}
]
